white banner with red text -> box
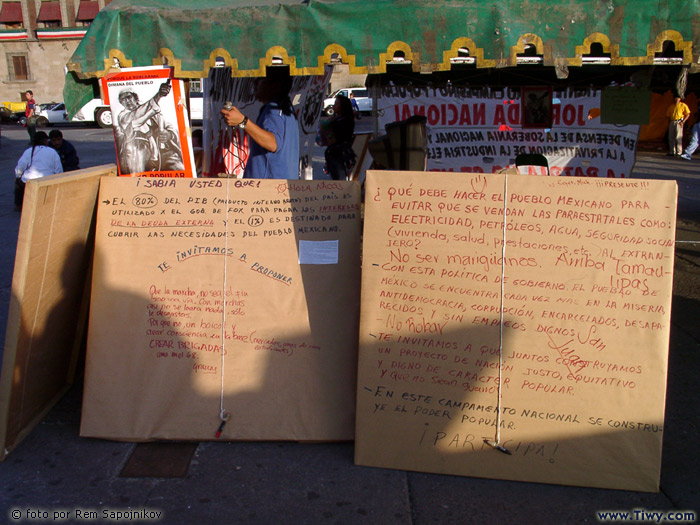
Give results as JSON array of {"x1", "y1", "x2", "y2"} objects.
[{"x1": 376, "y1": 86, "x2": 638, "y2": 178}]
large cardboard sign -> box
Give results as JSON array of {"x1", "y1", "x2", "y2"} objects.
[
  {"x1": 82, "y1": 177, "x2": 361, "y2": 441},
  {"x1": 102, "y1": 66, "x2": 196, "y2": 178},
  {"x1": 377, "y1": 86, "x2": 638, "y2": 177},
  {"x1": 355, "y1": 171, "x2": 677, "y2": 492},
  {"x1": 0, "y1": 166, "x2": 115, "y2": 460}
]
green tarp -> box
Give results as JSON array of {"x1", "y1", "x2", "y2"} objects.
[{"x1": 64, "y1": 0, "x2": 698, "y2": 115}]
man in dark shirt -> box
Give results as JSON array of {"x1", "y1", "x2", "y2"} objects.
[{"x1": 49, "y1": 130, "x2": 80, "y2": 171}]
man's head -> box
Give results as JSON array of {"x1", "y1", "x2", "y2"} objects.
[
  {"x1": 24, "y1": 90, "x2": 33, "y2": 100},
  {"x1": 49, "y1": 129, "x2": 63, "y2": 148},
  {"x1": 119, "y1": 89, "x2": 140, "y2": 110},
  {"x1": 191, "y1": 128, "x2": 203, "y2": 148},
  {"x1": 255, "y1": 67, "x2": 292, "y2": 104},
  {"x1": 33, "y1": 131, "x2": 49, "y2": 146},
  {"x1": 674, "y1": 96, "x2": 682, "y2": 103}
]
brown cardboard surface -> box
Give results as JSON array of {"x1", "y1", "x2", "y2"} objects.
[
  {"x1": 355, "y1": 171, "x2": 677, "y2": 492},
  {"x1": 0, "y1": 165, "x2": 117, "y2": 460},
  {"x1": 81, "y1": 178, "x2": 361, "y2": 441},
  {"x1": 349, "y1": 132, "x2": 372, "y2": 183}
]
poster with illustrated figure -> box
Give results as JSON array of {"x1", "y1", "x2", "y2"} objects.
[
  {"x1": 355, "y1": 170, "x2": 676, "y2": 492},
  {"x1": 102, "y1": 66, "x2": 196, "y2": 178}
]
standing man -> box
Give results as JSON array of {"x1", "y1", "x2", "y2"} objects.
[
  {"x1": 49, "y1": 130, "x2": 80, "y2": 171},
  {"x1": 666, "y1": 95, "x2": 690, "y2": 156},
  {"x1": 24, "y1": 90, "x2": 36, "y2": 144},
  {"x1": 220, "y1": 68, "x2": 299, "y2": 179}
]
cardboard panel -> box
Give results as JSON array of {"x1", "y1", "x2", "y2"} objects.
[
  {"x1": 0, "y1": 165, "x2": 117, "y2": 460},
  {"x1": 355, "y1": 171, "x2": 677, "y2": 492},
  {"x1": 82, "y1": 178, "x2": 361, "y2": 441},
  {"x1": 349, "y1": 132, "x2": 372, "y2": 183}
]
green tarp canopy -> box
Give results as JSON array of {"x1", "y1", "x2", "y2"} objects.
[{"x1": 64, "y1": 0, "x2": 698, "y2": 116}]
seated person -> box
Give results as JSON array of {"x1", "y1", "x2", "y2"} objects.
[{"x1": 49, "y1": 130, "x2": 80, "y2": 171}]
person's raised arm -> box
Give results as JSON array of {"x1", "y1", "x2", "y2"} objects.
[{"x1": 221, "y1": 105, "x2": 278, "y2": 152}]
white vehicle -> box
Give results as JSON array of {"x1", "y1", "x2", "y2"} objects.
[
  {"x1": 72, "y1": 98, "x2": 113, "y2": 128},
  {"x1": 23, "y1": 99, "x2": 113, "y2": 127},
  {"x1": 323, "y1": 87, "x2": 372, "y2": 116},
  {"x1": 71, "y1": 94, "x2": 203, "y2": 127},
  {"x1": 189, "y1": 91, "x2": 203, "y2": 121},
  {"x1": 29, "y1": 102, "x2": 67, "y2": 126}
]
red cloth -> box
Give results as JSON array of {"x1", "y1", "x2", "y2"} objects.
[{"x1": 25, "y1": 98, "x2": 35, "y2": 117}]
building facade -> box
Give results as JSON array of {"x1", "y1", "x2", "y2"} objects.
[{"x1": 0, "y1": 0, "x2": 111, "y2": 105}]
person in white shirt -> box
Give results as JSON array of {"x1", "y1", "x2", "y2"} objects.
[{"x1": 14, "y1": 131, "x2": 63, "y2": 211}]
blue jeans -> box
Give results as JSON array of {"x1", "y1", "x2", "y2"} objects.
[{"x1": 683, "y1": 123, "x2": 700, "y2": 157}]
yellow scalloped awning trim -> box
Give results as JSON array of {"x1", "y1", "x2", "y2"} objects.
[{"x1": 94, "y1": 31, "x2": 694, "y2": 80}]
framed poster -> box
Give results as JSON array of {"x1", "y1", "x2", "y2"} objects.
[
  {"x1": 101, "y1": 66, "x2": 196, "y2": 178},
  {"x1": 522, "y1": 86, "x2": 553, "y2": 128}
]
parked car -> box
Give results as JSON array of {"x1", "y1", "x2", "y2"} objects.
[
  {"x1": 17, "y1": 100, "x2": 110, "y2": 127},
  {"x1": 18, "y1": 102, "x2": 64, "y2": 127},
  {"x1": 323, "y1": 87, "x2": 372, "y2": 116},
  {"x1": 72, "y1": 98, "x2": 113, "y2": 128},
  {"x1": 71, "y1": 93, "x2": 203, "y2": 127},
  {"x1": 33, "y1": 102, "x2": 68, "y2": 126},
  {"x1": 30, "y1": 91, "x2": 202, "y2": 129},
  {"x1": 0, "y1": 101, "x2": 26, "y2": 122}
]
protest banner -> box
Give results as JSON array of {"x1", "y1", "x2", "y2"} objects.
[
  {"x1": 82, "y1": 177, "x2": 361, "y2": 441},
  {"x1": 355, "y1": 171, "x2": 676, "y2": 491},
  {"x1": 203, "y1": 66, "x2": 331, "y2": 178},
  {"x1": 102, "y1": 66, "x2": 196, "y2": 178},
  {"x1": 376, "y1": 86, "x2": 638, "y2": 178}
]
